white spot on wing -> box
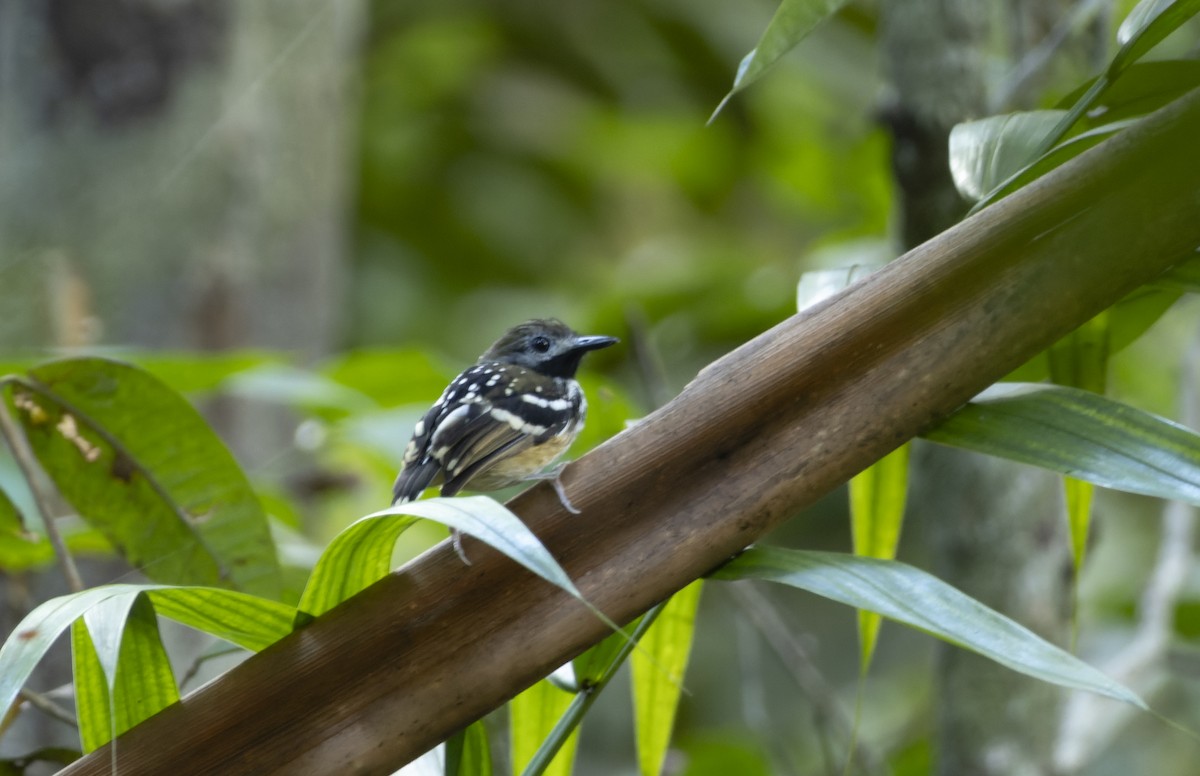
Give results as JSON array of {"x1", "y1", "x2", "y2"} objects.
[
  {"x1": 431, "y1": 405, "x2": 471, "y2": 450},
  {"x1": 520, "y1": 394, "x2": 572, "y2": 411},
  {"x1": 490, "y1": 408, "x2": 548, "y2": 436}
]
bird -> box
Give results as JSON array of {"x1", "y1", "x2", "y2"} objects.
[{"x1": 392, "y1": 318, "x2": 618, "y2": 559}]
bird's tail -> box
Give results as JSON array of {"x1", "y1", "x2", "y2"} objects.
[{"x1": 392, "y1": 460, "x2": 440, "y2": 504}]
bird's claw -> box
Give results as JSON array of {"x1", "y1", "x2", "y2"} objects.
[{"x1": 528, "y1": 463, "x2": 581, "y2": 514}]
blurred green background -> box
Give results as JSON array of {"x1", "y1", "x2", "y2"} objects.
[{"x1": 2, "y1": 0, "x2": 1199, "y2": 774}]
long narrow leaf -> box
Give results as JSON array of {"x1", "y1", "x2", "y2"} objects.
[
  {"x1": 520, "y1": 605, "x2": 667, "y2": 776},
  {"x1": 849, "y1": 444, "x2": 909, "y2": 671},
  {"x1": 632, "y1": 580, "x2": 703, "y2": 776},
  {"x1": 145, "y1": 587, "x2": 295, "y2": 652},
  {"x1": 299, "y1": 497, "x2": 584, "y2": 619},
  {"x1": 511, "y1": 681, "x2": 579, "y2": 776},
  {"x1": 446, "y1": 721, "x2": 493, "y2": 776},
  {"x1": 714, "y1": 547, "x2": 1145, "y2": 707},
  {"x1": 1055, "y1": 60, "x2": 1200, "y2": 128},
  {"x1": 71, "y1": 619, "x2": 111, "y2": 754},
  {"x1": 925, "y1": 383, "x2": 1200, "y2": 505},
  {"x1": 710, "y1": 0, "x2": 850, "y2": 121},
  {"x1": 1034, "y1": 0, "x2": 1200, "y2": 157},
  {"x1": 109, "y1": 595, "x2": 177, "y2": 741},
  {"x1": 0, "y1": 583, "x2": 295, "y2": 722},
  {"x1": 1115, "y1": 0, "x2": 1200, "y2": 68},
  {"x1": 74, "y1": 595, "x2": 178, "y2": 752},
  {"x1": 1048, "y1": 316, "x2": 1109, "y2": 573},
  {"x1": 0, "y1": 586, "x2": 136, "y2": 722}
]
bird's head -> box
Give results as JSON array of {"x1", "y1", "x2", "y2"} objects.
[{"x1": 480, "y1": 319, "x2": 618, "y2": 378}]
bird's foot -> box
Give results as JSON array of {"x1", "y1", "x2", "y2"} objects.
[
  {"x1": 526, "y1": 463, "x2": 581, "y2": 514},
  {"x1": 451, "y1": 528, "x2": 472, "y2": 565}
]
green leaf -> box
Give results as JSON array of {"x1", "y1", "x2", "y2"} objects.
[
  {"x1": 519, "y1": 605, "x2": 667, "y2": 776},
  {"x1": 71, "y1": 618, "x2": 111, "y2": 754},
  {"x1": 298, "y1": 497, "x2": 584, "y2": 619},
  {"x1": 571, "y1": 631, "x2": 626, "y2": 689},
  {"x1": 74, "y1": 594, "x2": 178, "y2": 752},
  {"x1": 1115, "y1": 0, "x2": 1200, "y2": 67},
  {"x1": 1055, "y1": 60, "x2": 1200, "y2": 128},
  {"x1": 1063, "y1": 476, "x2": 1095, "y2": 573},
  {"x1": 1, "y1": 586, "x2": 135, "y2": 727},
  {"x1": 1004, "y1": 285, "x2": 1182, "y2": 384},
  {"x1": 1048, "y1": 314, "x2": 1109, "y2": 573},
  {"x1": 710, "y1": 0, "x2": 851, "y2": 121},
  {"x1": 714, "y1": 547, "x2": 1145, "y2": 707},
  {"x1": 966, "y1": 2, "x2": 1200, "y2": 212},
  {"x1": 849, "y1": 443, "x2": 910, "y2": 672},
  {"x1": 925, "y1": 383, "x2": 1200, "y2": 506},
  {"x1": 8, "y1": 358, "x2": 281, "y2": 597},
  {"x1": 144, "y1": 587, "x2": 296, "y2": 652},
  {"x1": 445, "y1": 721, "x2": 493, "y2": 776},
  {"x1": 1032, "y1": 0, "x2": 1200, "y2": 158},
  {"x1": 632, "y1": 580, "x2": 703, "y2": 776},
  {"x1": 297, "y1": 509, "x2": 418, "y2": 618},
  {"x1": 949, "y1": 111, "x2": 1067, "y2": 201},
  {"x1": 0, "y1": 583, "x2": 296, "y2": 724},
  {"x1": 967, "y1": 119, "x2": 1137, "y2": 211},
  {"x1": 510, "y1": 680, "x2": 579, "y2": 776}
]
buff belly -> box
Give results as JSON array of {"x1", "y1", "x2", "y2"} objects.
[{"x1": 467, "y1": 431, "x2": 576, "y2": 491}]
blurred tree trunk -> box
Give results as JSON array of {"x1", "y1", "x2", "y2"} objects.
[
  {"x1": 0, "y1": 0, "x2": 362, "y2": 758},
  {"x1": 880, "y1": 1, "x2": 1104, "y2": 774}
]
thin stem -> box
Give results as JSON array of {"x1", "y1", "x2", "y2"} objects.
[
  {"x1": 18, "y1": 688, "x2": 78, "y2": 729},
  {"x1": 521, "y1": 600, "x2": 668, "y2": 776},
  {"x1": 0, "y1": 381, "x2": 84, "y2": 592},
  {"x1": 730, "y1": 583, "x2": 886, "y2": 776}
]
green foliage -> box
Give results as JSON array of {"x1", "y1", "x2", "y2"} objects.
[
  {"x1": 0, "y1": 585, "x2": 297, "y2": 733},
  {"x1": 511, "y1": 681, "x2": 580, "y2": 776},
  {"x1": 849, "y1": 444, "x2": 910, "y2": 672},
  {"x1": 1035, "y1": 0, "x2": 1200, "y2": 157},
  {"x1": 950, "y1": 0, "x2": 1200, "y2": 213},
  {"x1": 949, "y1": 110, "x2": 1069, "y2": 200},
  {"x1": 4, "y1": 0, "x2": 1200, "y2": 772},
  {"x1": 72, "y1": 595, "x2": 177, "y2": 753},
  {"x1": 446, "y1": 722, "x2": 493, "y2": 776},
  {"x1": 297, "y1": 497, "x2": 586, "y2": 619},
  {"x1": 632, "y1": 580, "x2": 703, "y2": 776},
  {"x1": 714, "y1": 547, "x2": 1146, "y2": 708},
  {"x1": 1049, "y1": 315, "x2": 1110, "y2": 573},
  {"x1": 5, "y1": 359, "x2": 281, "y2": 597},
  {"x1": 926, "y1": 383, "x2": 1200, "y2": 506},
  {"x1": 711, "y1": 0, "x2": 852, "y2": 120}
]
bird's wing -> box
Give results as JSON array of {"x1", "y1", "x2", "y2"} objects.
[
  {"x1": 391, "y1": 401, "x2": 449, "y2": 504},
  {"x1": 434, "y1": 401, "x2": 531, "y2": 496},
  {"x1": 437, "y1": 387, "x2": 582, "y2": 495}
]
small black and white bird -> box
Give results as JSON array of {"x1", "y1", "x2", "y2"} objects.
[{"x1": 392, "y1": 319, "x2": 618, "y2": 528}]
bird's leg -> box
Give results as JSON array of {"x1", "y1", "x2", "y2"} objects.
[
  {"x1": 451, "y1": 528, "x2": 473, "y2": 565},
  {"x1": 525, "y1": 463, "x2": 581, "y2": 514}
]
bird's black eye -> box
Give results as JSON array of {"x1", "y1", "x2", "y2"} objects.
[{"x1": 531, "y1": 335, "x2": 551, "y2": 353}]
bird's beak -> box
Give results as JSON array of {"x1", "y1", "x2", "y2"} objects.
[{"x1": 572, "y1": 335, "x2": 619, "y2": 352}]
